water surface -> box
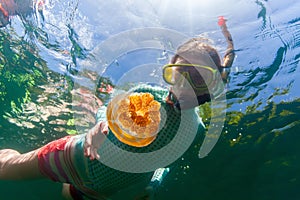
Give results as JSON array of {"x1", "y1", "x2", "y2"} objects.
[{"x1": 0, "y1": 0, "x2": 299, "y2": 199}]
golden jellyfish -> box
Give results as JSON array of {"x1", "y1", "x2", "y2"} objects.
[{"x1": 107, "y1": 92, "x2": 161, "y2": 147}]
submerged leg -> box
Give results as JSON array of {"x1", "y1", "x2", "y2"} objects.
[{"x1": 0, "y1": 148, "x2": 44, "y2": 180}]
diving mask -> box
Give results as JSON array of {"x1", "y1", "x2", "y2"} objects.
[{"x1": 162, "y1": 64, "x2": 218, "y2": 92}]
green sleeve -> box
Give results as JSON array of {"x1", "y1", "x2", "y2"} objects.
[{"x1": 129, "y1": 84, "x2": 169, "y2": 103}]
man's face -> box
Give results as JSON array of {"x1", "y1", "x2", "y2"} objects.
[
  {"x1": 169, "y1": 58, "x2": 210, "y2": 109},
  {"x1": 170, "y1": 86, "x2": 199, "y2": 110}
]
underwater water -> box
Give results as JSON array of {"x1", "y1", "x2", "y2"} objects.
[{"x1": 0, "y1": 0, "x2": 299, "y2": 199}]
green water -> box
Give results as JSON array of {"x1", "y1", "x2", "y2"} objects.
[
  {"x1": 1, "y1": 0, "x2": 300, "y2": 199},
  {"x1": 157, "y1": 100, "x2": 300, "y2": 200}
]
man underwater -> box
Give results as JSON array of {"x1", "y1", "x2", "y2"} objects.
[{"x1": 0, "y1": 15, "x2": 234, "y2": 199}]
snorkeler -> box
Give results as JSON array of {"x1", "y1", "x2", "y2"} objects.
[{"x1": 0, "y1": 16, "x2": 234, "y2": 200}]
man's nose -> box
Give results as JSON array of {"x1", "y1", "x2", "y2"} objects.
[{"x1": 176, "y1": 72, "x2": 190, "y2": 88}]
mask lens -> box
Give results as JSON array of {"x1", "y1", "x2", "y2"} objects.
[
  {"x1": 163, "y1": 66, "x2": 176, "y2": 84},
  {"x1": 189, "y1": 67, "x2": 214, "y2": 88},
  {"x1": 163, "y1": 64, "x2": 216, "y2": 89}
]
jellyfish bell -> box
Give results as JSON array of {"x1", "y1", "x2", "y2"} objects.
[{"x1": 107, "y1": 92, "x2": 161, "y2": 147}]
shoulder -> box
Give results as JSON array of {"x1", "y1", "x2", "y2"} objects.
[{"x1": 129, "y1": 84, "x2": 169, "y2": 102}]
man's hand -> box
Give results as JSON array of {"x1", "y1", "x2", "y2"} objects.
[
  {"x1": 218, "y1": 16, "x2": 227, "y2": 27},
  {"x1": 84, "y1": 121, "x2": 108, "y2": 160}
]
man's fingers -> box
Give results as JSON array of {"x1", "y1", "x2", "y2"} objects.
[
  {"x1": 84, "y1": 146, "x2": 91, "y2": 157},
  {"x1": 84, "y1": 122, "x2": 107, "y2": 160},
  {"x1": 94, "y1": 148, "x2": 100, "y2": 160},
  {"x1": 89, "y1": 148, "x2": 100, "y2": 160}
]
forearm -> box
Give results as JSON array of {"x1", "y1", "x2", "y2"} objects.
[
  {"x1": 217, "y1": 16, "x2": 235, "y2": 82},
  {"x1": 220, "y1": 23, "x2": 235, "y2": 67}
]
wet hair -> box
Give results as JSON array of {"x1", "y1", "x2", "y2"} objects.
[{"x1": 170, "y1": 37, "x2": 222, "y2": 69}]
